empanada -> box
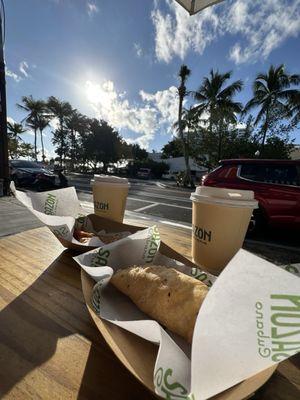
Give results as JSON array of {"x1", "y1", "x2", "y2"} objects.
[{"x1": 110, "y1": 265, "x2": 208, "y2": 343}]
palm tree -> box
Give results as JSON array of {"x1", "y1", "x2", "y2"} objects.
[
  {"x1": 7, "y1": 122, "x2": 27, "y2": 159},
  {"x1": 47, "y1": 96, "x2": 72, "y2": 167},
  {"x1": 17, "y1": 96, "x2": 46, "y2": 160},
  {"x1": 244, "y1": 65, "x2": 300, "y2": 152},
  {"x1": 7, "y1": 121, "x2": 27, "y2": 140},
  {"x1": 177, "y1": 64, "x2": 191, "y2": 186},
  {"x1": 289, "y1": 92, "x2": 300, "y2": 126},
  {"x1": 173, "y1": 107, "x2": 198, "y2": 176},
  {"x1": 194, "y1": 70, "x2": 243, "y2": 161}
]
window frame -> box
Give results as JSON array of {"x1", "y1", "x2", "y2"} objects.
[{"x1": 237, "y1": 164, "x2": 300, "y2": 188}]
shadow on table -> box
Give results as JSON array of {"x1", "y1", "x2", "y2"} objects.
[{"x1": 0, "y1": 250, "x2": 155, "y2": 399}]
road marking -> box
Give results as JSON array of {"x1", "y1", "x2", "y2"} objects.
[
  {"x1": 78, "y1": 190, "x2": 191, "y2": 210},
  {"x1": 129, "y1": 197, "x2": 191, "y2": 210},
  {"x1": 134, "y1": 203, "x2": 159, "y2": 212},
  {"x1": 125, "y1": 210, "x2": 192, "y2": 230},
  {"x1": 75, "y1": 186, "x2": 191, "y2": 203},
  {"x1": 130, "y1": 191, "x2": 191, "y2": 203},
  {"x1": 156, "y1": 182, "x2": 167, "y2": 188}
]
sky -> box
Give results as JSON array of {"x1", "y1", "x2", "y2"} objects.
[{"x1": 5, "y1": 0, "x2": 300, "y2": 160}]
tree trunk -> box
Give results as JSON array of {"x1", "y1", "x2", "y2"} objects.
[
  {"x1": 260, "y1": 109, "x2": 269, "y2": 156},
  {"x1": 70, "y1": 129, "x2": 75, "y2": 171},
  {"x1": 217, "y1": 121, "x2": 223, "y2": 161},
  {"x1": 261, "y1": 122, "x2": 268, "y2": 155},
  {"x1": 34, "y1": 128, "x2": 37, "y2": 160},
  {"x1": 178, "y1": 90, "x2": 191, "y2": 187},
  {"x1": 40, "y1": 129, "x2": 45, "y2": 162},
  {"x1": 183, "y1": 139, "x2": 191, "y2": 186}
]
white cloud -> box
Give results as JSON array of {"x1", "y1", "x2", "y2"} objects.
[
  {"x1": 151, "y1": 0, "x2": 300, "y2": 65},
  {"x1": 85, "y1": 80, "x2": 179, "y2": 149},
  {"x1": 6, "y1": 67, "x2": 22, "y2": 82},
  {"x1": 19, "y1": 61, "x2": 29, "y2": 78},
  {"x1": 151, "y1": 0, "x2": 219, "y2": 63},
  {"x1": 140, "y1": 86, "x2": 178, "y2": 128},
  {"x1": 133, "y1": 43, "x2": 143, "y2": 58},
  {"x1": 7, "y1": 116, "x2": 16, "y2": 124},
  {"x1": 87, "y1": 1, "x2": 99, "y2": 17},
  {"x1": 226, "y1": 0, "x2": 300, "y2": 64}
]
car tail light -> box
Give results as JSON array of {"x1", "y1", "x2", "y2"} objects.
[{"x1": 201, "y1": 175, "x2": 207, "y2": 185}]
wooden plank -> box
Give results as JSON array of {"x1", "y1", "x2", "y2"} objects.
[
  {"x1": 0, "y1": 227, "x2": 156, "y2": 399},
  {"x1": 0, "y1": 226, "x2": 299, "y2": 399}
]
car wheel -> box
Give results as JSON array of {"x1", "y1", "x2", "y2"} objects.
[{"x1": 247, "y1": 207, "x2": 267, "y2": 236}]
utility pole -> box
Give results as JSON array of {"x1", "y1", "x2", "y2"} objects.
[{"x1": 0, "y1": 0, "x2": 9, "y2": 196}]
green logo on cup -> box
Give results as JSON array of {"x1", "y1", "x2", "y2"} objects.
[
  {"x1": 192, "y1": 224, "x2": 212, "y2": 245},
  {"x1": 255, "y1": 294, "x2": 300, "y2": 362}
]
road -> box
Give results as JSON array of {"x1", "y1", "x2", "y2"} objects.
[
  {"x1": 1, "y1": 174, "x2": 298, "y2": 265},
  {"x1": 67, "y1": 173, "x2": 300, "y2": 262},
  {"x1": 70, "y1": 174, "x2": 193, "y2": 226}
]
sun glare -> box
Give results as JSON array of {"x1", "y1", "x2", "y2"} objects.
[{"x1": 85, "y1": 80, "x2": 104, "y2": 104}]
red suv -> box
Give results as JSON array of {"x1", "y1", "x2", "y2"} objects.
[{"x1": 202, "y1": 159, "x2": 300, "y2": 229}]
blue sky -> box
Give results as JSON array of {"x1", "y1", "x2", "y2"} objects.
[{"x1": 5, "y1": 0, "x2": 300, "y2": 159}]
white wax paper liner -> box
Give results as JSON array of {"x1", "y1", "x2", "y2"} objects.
[
  {"x1": 74, "y1": 226, "x2": 300, "y2": 400},
  {"x1": 12, "y1": 184, "x2": 132, "y2": 247},
  {"x1": 74, "y1": 226, "x2": 216, "y2": 399}
]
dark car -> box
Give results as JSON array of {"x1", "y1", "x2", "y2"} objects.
[
  {"x1": 10, "y1": 160, "x2": 56, "y2": 190},
  {"x1": 137, "y1": 168, "x2": 151, "y2": 179},
  {"x1": 202, "y1": 159, "x2": 300, "y2": 230}
]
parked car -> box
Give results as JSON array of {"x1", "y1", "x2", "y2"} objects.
[
  {"x1": 202, "y1": 159, "x2": 300, "y2": 230},
  {"x1": 137, "y1": 168, "x2": 151, "y2": 179},
  {"x1": 10, "y1": 160, "x2": 56, "y2": 190}
]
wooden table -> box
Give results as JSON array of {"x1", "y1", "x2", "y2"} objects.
[{"x1": 0, "y1": 222, "x2": 299, "y2": 400}]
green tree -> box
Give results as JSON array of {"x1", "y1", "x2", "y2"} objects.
[
  {"x1": 47, "y1": 96, "x2": 73, "y2": 167},
  {"x1": 244, "y1": 65, "x2": 300, "y2": 152},
  {"x1": 161, "y1": 138, "x2": 183, "y2": 158},
  {"x1": 82, "y1": 119, "x2": 127, "y2": 172},
  {"x1": 194, "y1": 70, "x2": 243, "y2": 163},
  {"x1": 177, "y1": 64, "x2": 192, "y2": 186},
  {"x1": 129, "y1": 143, "x2": 148, "y2": 160},
  {"x1": 17, "y1": 95, "x2": 46, "y2": 160},
  {"x1": 66, "y1": 110, "x2": 89, "y2": 170},
  {"x1": 7, "y1": 121, "x2": 35, "y2": 159}
]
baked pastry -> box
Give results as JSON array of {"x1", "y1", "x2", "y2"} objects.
[{"x1": 110, "y1": 265, "x2": 208, "y2": 342}]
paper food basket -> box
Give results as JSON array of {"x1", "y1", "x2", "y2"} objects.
[{"x1": 13, "y1": 185, "x2": 299, "y2": 399}]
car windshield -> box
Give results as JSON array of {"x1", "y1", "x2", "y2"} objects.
[{"x1": 11, "y1": 160, "x2": 40, "y2": 168}]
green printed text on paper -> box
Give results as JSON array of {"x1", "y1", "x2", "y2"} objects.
[{"x1": 255, "y1": 294, "x2": 300, "y2": 362}]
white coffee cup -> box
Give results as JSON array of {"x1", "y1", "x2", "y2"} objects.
[
  {"x1": 91, "y1": 175, "x2": 130, "y2": 223},
  {"x1": 190, "y1": 186, "x2": 258, "y2": 275}
]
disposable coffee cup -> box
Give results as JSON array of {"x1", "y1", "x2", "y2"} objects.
[
  {"x1": 190, "y1": 186, "x2": 258, "y2": 275},
  {"x1": 91, "y1": 175, "x2": 130, "y2": 223}
]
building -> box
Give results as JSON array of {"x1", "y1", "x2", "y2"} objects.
[
  {"x1": 290, "y1": 145, "x2": 300, "y2": 160},
  {"x1": 148, "y1": 153, "x2": 208, "y2": 181}
]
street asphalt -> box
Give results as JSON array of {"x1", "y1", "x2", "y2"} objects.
[{"x1": 0, "y1": 173, "x2": 299, "y2": 264}]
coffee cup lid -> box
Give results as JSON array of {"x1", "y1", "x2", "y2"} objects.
[
  {"x1": 190, "y1": 186, "x2": 258, "y2": 208},
  {"x1": 91, "y1": 175, "x2": 130, "y2": 186}
]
